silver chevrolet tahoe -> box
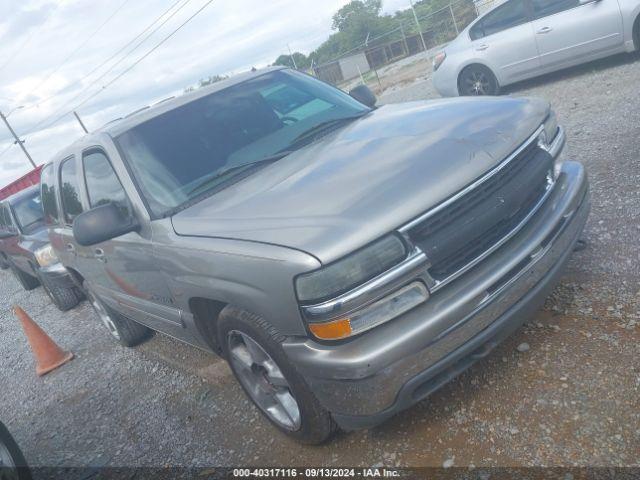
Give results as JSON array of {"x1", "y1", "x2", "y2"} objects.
[{"x1": 43, "y1": 67, "x2": 590, "y2": 444}]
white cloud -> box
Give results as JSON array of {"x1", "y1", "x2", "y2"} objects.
[{"x1": 0, "y1": 0, "x2": 406, "y2": 185}]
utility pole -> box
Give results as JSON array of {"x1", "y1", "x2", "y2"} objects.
[
  {"x1": 449, "y1": 3, "x2": 459, "y2": 35},
  {"x1": 73, "y1": 111, "x2": 88, "y2": 133},
  {"x1": 287, "y1": 44, "x2": 298, "y2": 70},
  {"x1": 409, "y1": 0, "x2": 428, "y2": 52},
  {"x1": 399, "y1": 21, "x2": 410, "y2": 57},
  {"x1": 0, "y1": 110, "x2": 36, "y2": 169}
]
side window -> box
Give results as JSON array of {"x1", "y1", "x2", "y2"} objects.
[
  {"x1": 40, "y1": 163, "x2": 60, "y2": 225},
  {"x1": 0, "y1": 205, "x2": 10, "y2": 230},
  {"x1": 532, "y1": 0, "x2": 579, "y2": 19},
  {"x1": 60, "y1": 157, "x2": 84, "y2": 224},
  {"x1": 475, "y1": 0, "x2": 529, "y2": 39},
  {"x1": 83, "y1": 149, "x2": 130, "y2": 215},
  {"x1": 1, "y1": 205, "x2": 16, "y2": 232},
  {"x1": 470, "y1": 21, "x2": 484, "y2": 41}
]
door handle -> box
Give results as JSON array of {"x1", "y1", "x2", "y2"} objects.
[
  {"x1": 475, "y1": 44, "x2": 489, "y2": 51},
  {"x1": 537, "y1": 26, "x2": 553, "y2": 34},
  {"x1": 94, "y1": 248, "x2": 107, "y2": 263}
]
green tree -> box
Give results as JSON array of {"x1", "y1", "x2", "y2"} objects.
[
  {"x1": 332, "y1": 0, "x2": 382, "y2": 32},
  {"x1": 274, "y1": 52, "x2": 311, "y2": 70}
]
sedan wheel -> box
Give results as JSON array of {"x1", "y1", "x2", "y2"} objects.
[
  {"x1": 459, "y1": 65, "x2": 499, "y2": 96},
  {"x1": 227, "y1": 330, "x2": 301, "y2": 431}
]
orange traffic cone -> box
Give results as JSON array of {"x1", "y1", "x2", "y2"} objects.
[{"x1": 14, "y1": 306, "x2": 74, "y2": 376}]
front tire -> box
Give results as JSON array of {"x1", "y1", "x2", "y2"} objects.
[
  {"x1": 36, "y1": 271, "x2": 83, "y2": 312},
  {"x1": 84, "y1": 281, "x2": 152, "y2": 347},
  {"x1": 9, "y1": 263, "x2": 40, "y2": 291},
  {"x1": 218, "y1": 307, "x2": 336, "y2": 444},
  {"x1": 458, "y1": 64, "x2": 500, "y2": 96}
]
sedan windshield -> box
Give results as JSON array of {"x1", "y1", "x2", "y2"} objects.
[
  {"x1": 116, "y1": 70, "x2": 370, "y2": 217},
  {"x1": 12, "y1": 190, "x2": 44, "y2": 234}
]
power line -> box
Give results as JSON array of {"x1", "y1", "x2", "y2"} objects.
[
  {"x1": 25, "y1": 0, "x2": 195, "y2": 135},
  {"x1": 33, "y1": 0, "x2": 216, "y2": 134},
  {"x1": 22, "y1": 0, "x2": 133, "y2": 100},
  {"x1": 18, "y1": 0, "x2": 187, "y2": 114}
]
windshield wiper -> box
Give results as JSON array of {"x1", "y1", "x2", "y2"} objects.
[
  {"x1": 187, "y1": 151, "x2": 293, "y2": 197},
  {"x1": 287, "y1": 113, "x2": 367, "y2": 150}
]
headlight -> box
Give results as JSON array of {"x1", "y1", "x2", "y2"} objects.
[
  {"x1": 295, "y1": 234, "x2": 407, "y2": 304},
  {"x1": 538, "y1": 111, "x2": 558, "y2": 150},
  {"x1": 34, "y1": 244, "x2": 58, "y2": 267},
  {"x1": 539, "y1": 110, "x2": 563, "y2": 178},
  {"x1": 308, "y1": 282, "x2": 429, "y2": 340},
  {"x1": 433, "y1": 51, "x2": 446, "y2": 71},
  {"x1": 543, "y1": 110, "x2": 558, "y2": 145}
]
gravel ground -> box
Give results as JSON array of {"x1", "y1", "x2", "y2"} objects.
[{"x1": 1, "y1": 53, "x2": 639, "y2": 471}]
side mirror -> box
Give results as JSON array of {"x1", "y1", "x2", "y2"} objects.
[
  {"x1": 349, "y1": 85, "x2": 377, "y2": 108},
  {"x1": 73, "y1": 203, "x2": 139, "y2": 247}
]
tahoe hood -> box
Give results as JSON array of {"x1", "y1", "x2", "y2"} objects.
[{"x1": 171, "y1": 96, "x2": 550, "y2": 263}]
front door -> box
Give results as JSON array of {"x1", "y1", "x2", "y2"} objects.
[
  {"x1": 73, "y1": 148, "x2": 184, "y2": 337},
  {"x1": 531, "y1": 0, "x2": 624, "y2": 70},
  {"x1": 469, "y1": 0, "x2": 540, "y2": 84}
]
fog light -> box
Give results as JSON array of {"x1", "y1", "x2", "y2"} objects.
[{"x1": 308, "y1": 282, "x2": 429, "y2": 340}]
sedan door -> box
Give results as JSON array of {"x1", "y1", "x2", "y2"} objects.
[
  {"x1": 469, "y1": 0, "x2": 540, "y2": 85},
  {"x1": 531, "y1": 0, "x2": 624, "y2": 70}
]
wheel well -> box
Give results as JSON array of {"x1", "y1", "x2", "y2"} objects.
[
  {"x1": 65, "y1": 267, "x2": 85, "y2": 289},
  {"x1": 189, "y1": 297, "x2": 228, "y2": 353},
  {"x1": 634, "y1": 14, "x2": 640, "y2": 50}
]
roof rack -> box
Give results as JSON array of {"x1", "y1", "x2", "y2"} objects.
[
  {"x1": 124, "y1": 106, "x2": 151, "y2": 118},
  {"x1": 152, "y1": 96, "x2": 175, "y2": 106},
  {"x1": 96, "y1": 117, "x2": 123, "y2": 131}
]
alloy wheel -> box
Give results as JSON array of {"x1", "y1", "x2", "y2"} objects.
[
  {"x1": 227, "y1": 330, "x2": 301, "y2": 431},
  {"x1": 464, "y1": 70, "x2": 491, "y2": 95}
]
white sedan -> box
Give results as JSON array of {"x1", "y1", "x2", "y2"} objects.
[{"x1": 432, "y1": 0, "x2": 640, "y2": 97}]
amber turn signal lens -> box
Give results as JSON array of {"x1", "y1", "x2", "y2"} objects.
[{"x1": 308, "y1": 318, "x2": 352, "y2": 340}]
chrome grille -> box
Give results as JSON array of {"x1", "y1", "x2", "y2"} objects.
[{"x1": 406, "y1": 132, "x2": 554, "y2": 288}]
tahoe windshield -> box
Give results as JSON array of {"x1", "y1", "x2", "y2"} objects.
[
  {"x1": 12, "y1": 190, "x2": 44, "y2": 234},
  {"x1": 116, "y1": 69, "x2": 370, "y2": 217}
]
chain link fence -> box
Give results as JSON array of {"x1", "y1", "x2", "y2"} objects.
[{"x1": 311, "y1": 0, "x2": 498, "y2": 86}]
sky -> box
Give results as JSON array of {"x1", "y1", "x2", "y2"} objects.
[{"x1": 0, "y1": 0, "x2": 410, "y2": 185}]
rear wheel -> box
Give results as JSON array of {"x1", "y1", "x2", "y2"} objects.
[
  {"x1": 84, "y1": 281, "x2": 152, "y2": 347},
  {"x1": 36, "y1": 271, "x2": 83, "y2": 312},
  {"x1": 458, "y1": 64, "x2": 499, "y2": 96},
  {"x1": 219, "y1": 307, "x2": 336, "y2": 444},
  {"x1": 9, "y1": 264, "x2": 39, "y2": 291}
]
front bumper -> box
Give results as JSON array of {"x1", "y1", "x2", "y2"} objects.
[{"x1": 282, "y1": 161, "x2": 589, "y2": 429}]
